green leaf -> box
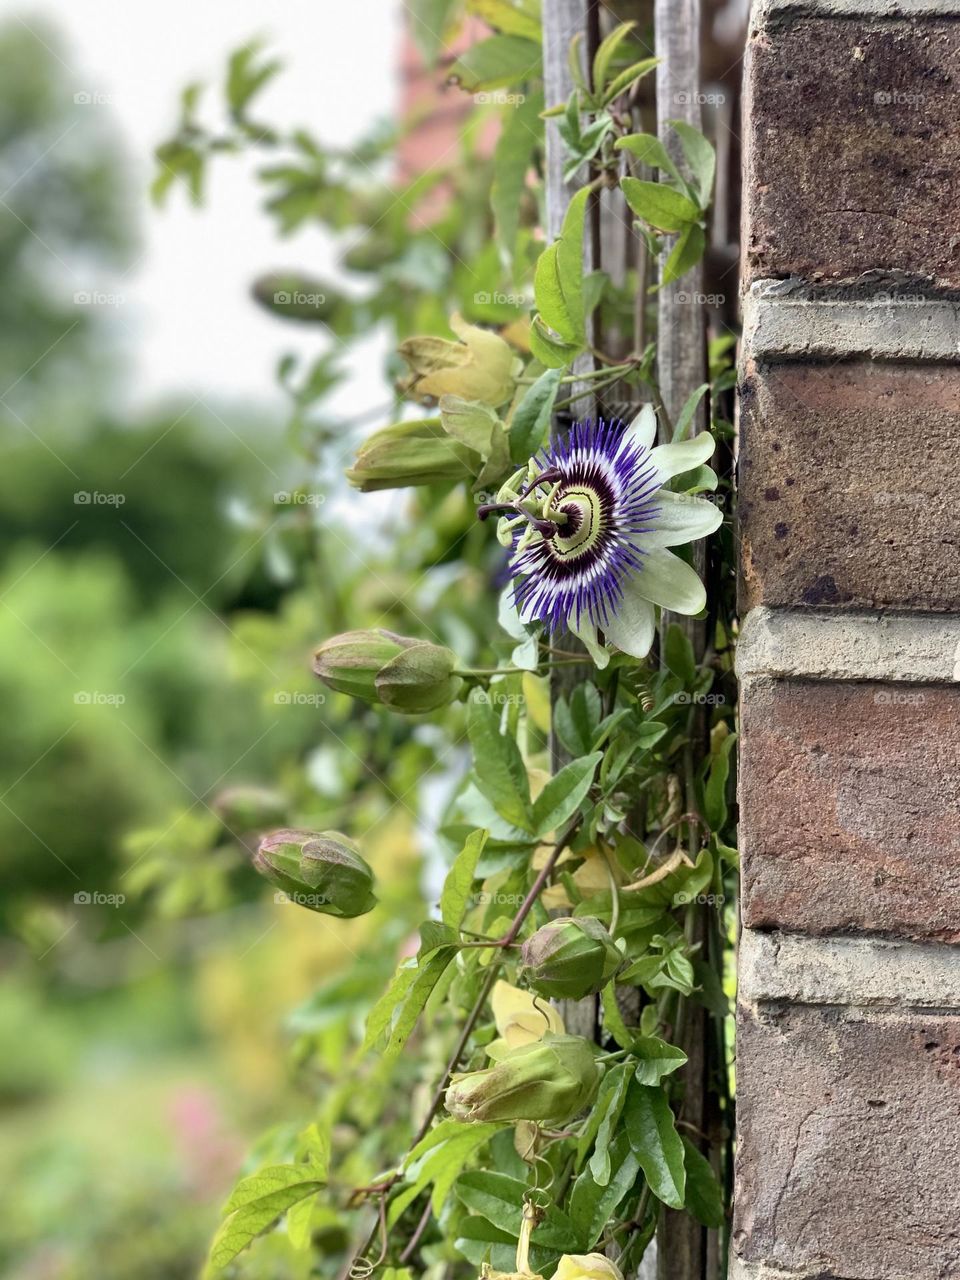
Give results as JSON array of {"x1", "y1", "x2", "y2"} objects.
[
  {"x1": 555, "y1": 186, "x2": 589, "y2": 342},
  {"x1": 531, "y1": 751, "x2": 602, "y2": 836},
  {"x1": 208, "y1": 1162, "x2": 327, "y2": 1271},
  {"x1": 588, "y1": 1061, "x2": 632, "y2": 1184},
  {"x1": 568, "y1": 1130, "x2": 641, "y2": 1247},
  {"x1": 454, "y1": 1171, "x2": 581, "y2": 1250},
  {"x1": 408, "y1": 0, "x2": 459, "y2": 64},
  {"x1": 621, "y1": 178, "x2": 700, "y2": 232},
  {"x1": 441, "y1": 829, "x2": 488, "y2": 928},
  {"x1": 592, "y1": 22, "x2": 636, "y2": 97},
  {"x1": 553, "y1": 682, "x2": 602, "y2": 757},
  {"x1": 600, "y1": 983, "x2": 634, "y2": 1051},
  {"x1": 467, "y1": 0, "x2": 541, "y2": 40},
  {"x1": 704, "y1": 731, "x2": 737, "y2": 832},
  {"x1": 492, "y1": 91, "x2": 544, "y2": 275},
  {"x1": 660, "y1": 223, "x2": 706, "y2": 288},
  {"x1": 362, "y1": 948, "x2": 457, "y2": 1061},
  {"x1": 615, "y1": 132, "x2": 682, "y2": 184},
  {"x1": 468, "y1": 693, "x2": 534, "y2": 831},
  {"x1": 534, "y1": 245, "x2": 575, "y2": 345},
  {"x1": 403, "y1": 1119, "x2": 505, "y2": 1215},
  {"x1": 632, "y1": 1035, "x2": 688, "y2": 1085},
  {"x1": 509, "y1": 367, "x2": 562, "y2": 462},
  {"x1": 226, "y1": 41, "x2": 282, "y2": 118},
  {"x1": 662, "y1": 623, "x2": 696, "y2": 685},
  {"x1": 682, "y1": 1137, "x2": 725, "y2": 1228},
  {"x1": 454, "y1": 1216, "x2": 561, "y2": 1274},
  {"x1": 449, "y1": 35, "x2": 541, "y2": 92},
  {"x1": 529, "y1": 315, "x2": 581, "y2": 369},
  {"x1": 624, "y1": 1082, "x2": 686, "y2": 1209},
  {"x1": 672, "y1": 384, "x2": 710, "y2": 442},
  {"x1": 668, "y1": 120, "x2": 716, "y2": 208},
  {"x1": 601, "y1": 57, "x2": 659, "y2": 106}
]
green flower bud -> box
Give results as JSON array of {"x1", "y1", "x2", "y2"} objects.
[
  {"x1": 254, "y1": 828, "x2": 376, "y2": 918},
  {"x1": 445, "y1": 1034, "x2": 598, "y2": 1125},
  {"x1": 313, "y1": 630, "x2": 461, "y2": 714},
  {"x1": 346, "y1": 418, "x2": 481, "y2": 492},
  {"x1": 519, "y1": 917, "x2": 623, "y2": 1001}
]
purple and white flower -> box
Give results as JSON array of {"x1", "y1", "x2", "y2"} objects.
[{"x1": 483, "y1": 406, "x2": 721, "y2": 663}]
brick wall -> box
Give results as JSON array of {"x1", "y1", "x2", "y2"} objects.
[{"x1": 734, "y1": 2, "x2": 960, "y2": 1277}]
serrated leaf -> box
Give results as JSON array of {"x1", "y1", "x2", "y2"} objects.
[
  {"x1": 621, "y1": 178, "x2": 700, "y2": 232},
  {"x1": 207, "y1": 1162, "x2": 327, "y2": 1270},
  {"x1": 531, "y1": 751, "x2": 601, "y2": 836},
  {"x1": 624, "y1": 1082, "x2": 686, "y2": 1209},
  {"x1": 529, "y1": 314, "x2": 581, "y2": 368},
  {"x1": 441, "y1": 829, "x2": 488, "y2": 928}
]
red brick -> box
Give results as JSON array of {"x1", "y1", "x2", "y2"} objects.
[
  {"x1": 744, "y1": 14, "x2": 960, "y2": 286},
  {"x1": 739, "y1": 361, "x2": 960, "y2": 611},
  {"x1": 740, "y1": 677, "x2": 960, "y2": 943},
  {"x1": 734, "y1": 1001, "x2": 960, "y2": 1279}
]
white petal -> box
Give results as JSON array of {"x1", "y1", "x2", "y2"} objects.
[
  {"x1": 602, "y1": 587, "x2": 656, "y2": 658},
  {"x1": 648, "y1": 431, "x2": 716, "y2": 485},
  {"x1": 623, "y1": 403, "x2": 657, "y2": 451},
  {"x1": 571, "y1": 616, "x2": 610, "y2": 669},
  {"x1": 632, "y1": 547, "x2": 707, "y2": 615},
  {"x1": 642, "y1": 489, "x2": 723, "y2": 549}
]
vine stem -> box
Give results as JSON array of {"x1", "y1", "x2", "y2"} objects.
[{"x1": 347, "y1": 818, "x2": 582, "y2": 1275}]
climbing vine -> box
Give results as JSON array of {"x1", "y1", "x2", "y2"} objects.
[{"x1": 152, "y1": 6, "x2": 738, "y2": 1279}]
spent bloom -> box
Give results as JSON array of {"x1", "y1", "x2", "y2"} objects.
[{"x1": 481, "y1": 407, "x2": 721, "y2": 662}]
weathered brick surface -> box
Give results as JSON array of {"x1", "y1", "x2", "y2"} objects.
[
  {"x1": 744, "y1": 12, "x2": 960, "y2": 286},
  {"x1": 739, "y1": 360, "x2": 960, "y2": 611},
  {"x1": 740, "y1": 677, "x2": 960, "y2": 942},
  {"x1": 733, "y1": 1002, "x2": 960, "y2": 1280}
]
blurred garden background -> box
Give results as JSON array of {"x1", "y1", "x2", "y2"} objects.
[{"x1": 0, "y1": 1, "x2": 746, "y2": 1274}]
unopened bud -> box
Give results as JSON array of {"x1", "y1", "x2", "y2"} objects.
[
  {"x1": 346, "y1": 418, "x2": 481, "y2": 491},
  {"x1": 445, "y1": 1034, "x2": 598, "y2": 1125},
  {"x1": 254, "y1": 828, "x2": 376, "y2": 918},
  {"x1": 313, "y1": 629, "x2": 461, "y2": 713},
  {"x1": 519, "y1": 917, "x2": 622, "y2": 1001}
]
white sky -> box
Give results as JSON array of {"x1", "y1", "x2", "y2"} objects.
[{"x1": 11, "y1": 0, "x2": 400, "y2": 417}]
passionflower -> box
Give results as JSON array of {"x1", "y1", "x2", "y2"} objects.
[
  {"x1": 481, "y1": 408, "x2": 721, "y2": 662},
  {"x1": 554, "y1": 1254, "x2": 624, "y2": 1280}
]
